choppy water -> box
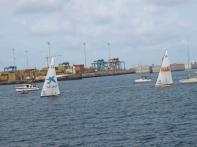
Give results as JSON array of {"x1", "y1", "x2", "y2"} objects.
[{"x1": 0, "y1": 71, "x2": 197, "y2": 147}]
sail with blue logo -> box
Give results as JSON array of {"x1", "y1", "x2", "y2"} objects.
[{"x1": 41, "y1": 57, "x2": 60, "y2": 97}]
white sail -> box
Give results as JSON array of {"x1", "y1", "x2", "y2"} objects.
[
  {"x1": 155, "y1": 50, "x2": 173, "y2": 87},
  {"x1": 41, "y1": 58, "x2": 60, "y2": 97}
]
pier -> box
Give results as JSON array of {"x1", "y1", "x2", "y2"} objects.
[{"x1": 0, "y1": 59, "x2": 197, "y2": 85}]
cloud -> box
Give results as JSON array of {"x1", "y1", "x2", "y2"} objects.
[
  {"x1": 145, "y1": 0, "x2": 193, "y2": 7},
  {"x1": 15, "y1": 0, "x2": 67, "y2": 13},
  {"x1": 0, "y1": 0, "x2": 197, "y2": 69},
  {"x1": 13, "y1": 0, "x2": 196, "y2": 50}
]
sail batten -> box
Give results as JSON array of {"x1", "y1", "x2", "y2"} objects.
[
  {"x1": 155, "y1": 50, "x2": 173, "y2": 87},
  {"x1": 41, "y1": 58, "x2": 60, "y2": 97}
]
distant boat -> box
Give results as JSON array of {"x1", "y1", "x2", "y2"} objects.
[
  {"x1": 41, "y1": 58, "x2": 60, "y2": 97},
  {"x1": 134, "y1": 76, "x2": 152, "y2": 83},
  {"x1": 134, "y1": 65, "x2": 152, "y2": 83},
  {"x1": 179, "y1": 44, "x2": 197, "y2": 84},
  {"x1": 16, "y1": 83, "x2": 39, "y2": 92},
  {"x1": 179, "y1": 77, "x2": 197, "y2": 84},
  {"x1": 155, "y1": 50, "x2": 173, "y2": 87}
]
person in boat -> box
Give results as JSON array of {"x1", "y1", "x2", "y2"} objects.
[{"x1": 141, "y1": 76, "x2": 148, "y2": 80}]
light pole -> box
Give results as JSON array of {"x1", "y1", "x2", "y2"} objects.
[
  {"x1": 25, "y1": 50, "x2": 29, "y2": 69},
  {"x1": 107, "y1": 42, "x2": 111, "y2": 60},
  {"x1": 12, "y1": 48, "x2": 16, "y2": 67},
  {"x1": 83, "y1": 42, "x2": 87, "y2": 67}
]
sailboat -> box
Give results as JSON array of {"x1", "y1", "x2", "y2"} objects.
[
  {"x1": 155, "y1": 50, "x2": 173, "y2": 87},
  {"x1": 179, "y1": 45, "x2": 197, "y2": 84},
  {"x1": 41, "y1": 57, "x2": 60, "y2": 97},
  {"x1": 134, "y1": 65, "x2": 152, "y2": 83}
]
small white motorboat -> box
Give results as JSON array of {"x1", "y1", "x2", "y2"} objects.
[
  {"x1": 16, "y1": 83, "x2": 40, "y2": 92},
  {"x1": 134, "y1": 76, "x2": 152, "y2": 83},
  {"x1": 179, "y1": 77, "x2": 197, "y2": 84}
]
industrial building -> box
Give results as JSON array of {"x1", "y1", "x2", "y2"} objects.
[
  {"x1": 91, "y1": 58, "x2": 126, "y2": 71},
  {"x1": 0, "y1": 63, "x2": 81, "y2": 84}
]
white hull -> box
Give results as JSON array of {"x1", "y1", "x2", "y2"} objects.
[
  {"x1": 16, "y1": 87, "x2": 40, "y2": 92},
  {"x1": 16, "y1": 84, "x2": 39, "y2": 92},
  {"x1": 179, "y1": 78, "x2": 197, "y2": 84},
  {"x1": 134, "y1": 79, "x2": 152, "y2": 83},
  {"x1": 40, "y1": 94, "x2": 61, "y2": 97},
  {"x1": 155, "y1": 83, "x2": 173, "y2": 87}
]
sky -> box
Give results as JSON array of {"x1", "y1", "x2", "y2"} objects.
[{"x1": 0, "y1": 0, "x2": 197, "y2": 70}]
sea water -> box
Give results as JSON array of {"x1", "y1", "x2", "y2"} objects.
[{"x1": 0, "y1": 71, "x2": 197, "y2": 146}]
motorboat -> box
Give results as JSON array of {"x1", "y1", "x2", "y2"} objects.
[
  {"x1": 134, "y1": 76, "x2": 152, "y2": 83},
  {"x1": 16, "y1": 83, "x2": 39, "y2": 92}
]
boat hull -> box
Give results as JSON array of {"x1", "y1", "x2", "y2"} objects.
[
  {"x1": 16, "y1": 87, "x2": 40, "y2": 92},
  {"x1": 40, "y1": 94, "x2": 61, "y2": 98},
  {"x1": 179, "y1": 78, "x2": 197, "y2": 84},
  {"x1": 134, "y1": 79, "x2": 152, "y2": 83},
  {"x1": 155, "y1": 84, "x2": 173, "y2": 88}
]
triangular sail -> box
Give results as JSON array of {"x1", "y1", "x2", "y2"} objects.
[
  {"x1": 41, "y1": 58, "x2": 60, "y2": 97},
  {"x1": 156, "y1": 50, "x2": 173, "y2": 87}
]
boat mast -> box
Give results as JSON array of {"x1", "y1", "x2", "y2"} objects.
[
  {"x1": 47, "y1": 42, "x2": 51, "y2": 67},
  {"x1": 187, "y1": 40, "x2": 191, "y2": 77}
]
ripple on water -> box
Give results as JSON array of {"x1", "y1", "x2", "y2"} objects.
[{"x1": 0, "y1": 72, "x2": 197, "y2": 146}]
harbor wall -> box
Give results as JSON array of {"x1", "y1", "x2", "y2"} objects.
[
  {"x1": 134, "y1": 66, "x2": 152, "y2": 73},
  {"x1": 191, "y1": 63, "x2": 197, "y2": 69},
  {"x1": 152, "y1": 65, "x2": 160, "y2": 73},
  {"x1": 0, "y1": 66, "x2": 81, "y2": 84},
  {"x1": 82, "y1": 70, "x2": 135, "y2": 78},
  {"x1": 0, "y1": 62, "x2": 195, "y2": 85},
  {"x1": 171, "y1": 64, "x2": 185, "y2": 71}
]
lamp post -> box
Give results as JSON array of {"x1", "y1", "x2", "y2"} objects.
[
  {"x1": 83, "y1": 42, "x2": 87, "y2": 67},
  {"x1": 25, "y1": 50, "x2": 29, "y2": 69},
  {"x1": 12, "y1": 48, "x2": 16, "y2": 67},
  {"x1": 107, "y1": 42, "x2": 111, "y2": 60}
]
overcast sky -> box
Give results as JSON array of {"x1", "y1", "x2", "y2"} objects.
[{"x1": 0, "y1": 0, "x2": 196, "y2": 70}]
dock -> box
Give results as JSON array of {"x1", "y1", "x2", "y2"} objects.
[{"x1": 1, "y1": 59, "x2": 197, "y2": 85}]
